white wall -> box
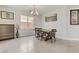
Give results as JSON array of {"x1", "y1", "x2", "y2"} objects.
[
  {"x1": 42, "y1": 5, "x2": 79, "y2": 40},
  {"x1": 67, "y1": 6, "x2": 79, "y2": 40},
  {"x1": 34, "y1": 15, "x2": 42, "y2": 28}
]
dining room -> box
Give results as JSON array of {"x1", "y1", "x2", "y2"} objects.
[{"x1": 0, "y1": 5, "x2": 79, "y2": 53}]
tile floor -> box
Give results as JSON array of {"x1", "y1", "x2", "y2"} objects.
[{"x1": 0, "y1": 36, "x2": 79, "y2": 53}]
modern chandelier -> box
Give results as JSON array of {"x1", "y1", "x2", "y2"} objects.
[{"x1": 30, "y1": 5, "x2": 39, "y2": 16}]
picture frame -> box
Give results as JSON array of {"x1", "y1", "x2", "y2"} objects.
[
  {"x1": 0, "y1": 11, "x2": 14, "y2": 20},
  {"x1": 1, "y1": 11, "x2": 7, "y2": 19},
  {"x1": 45, "y1": 14, "x2": 57, "y2": 22},
  {"x1": 7, "y1": 12, "x2": 14, "y2": 19},
  {"x1": 70, "y1": 10, "x2": 79, "y2": 25}
]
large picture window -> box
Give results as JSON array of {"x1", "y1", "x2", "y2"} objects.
[{"x1": 20, "y1": 15, "x2": 34, "y2": 29}]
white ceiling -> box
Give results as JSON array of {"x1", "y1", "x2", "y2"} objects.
[{"x1": 0, "y1": 5, "x2": 64, "y2": 15}]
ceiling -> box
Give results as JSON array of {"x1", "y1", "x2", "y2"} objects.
[{"x1": 0, "y1": 5, "x2": 64, "y2": 15}]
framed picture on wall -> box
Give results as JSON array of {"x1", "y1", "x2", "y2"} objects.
[
  {"x1": 45, "y1": 14, "x2": 57, "y2": 22},
  {"x1": 1, "y1": 11, "x2": 7, "y2": 19},
  {"x1": 70, "y1": 10, "x2": 79, "y2": 25},
  {"x1": 7, "y1": 12, "x2": 14, "y2": 19}
]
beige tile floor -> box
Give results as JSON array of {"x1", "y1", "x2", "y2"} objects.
[{"x1": 0, "y1": 36, "x2": 79, "y2": 53}]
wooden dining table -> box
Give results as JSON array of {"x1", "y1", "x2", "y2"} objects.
[{"x1": 37, "y1": 28, "x2": 56, "y2": 42}]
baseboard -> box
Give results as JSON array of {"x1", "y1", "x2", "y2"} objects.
[
  {"x1": 56, "y1": 35, "x2": 79, "y2": 40},
  {"x1": 0, "y1": 37, "x2": 14, "y2": 41},
  {"x1": 19, "y1": 35, "x2": 34, "y2": 38}
]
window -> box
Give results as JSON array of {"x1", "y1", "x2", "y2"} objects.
[
  {"x1": 21, "y1": 16, "x2": 28, "y2": 22},
  {"x1": 20, "y1": 15, "x2": 34, "y2": 29}
]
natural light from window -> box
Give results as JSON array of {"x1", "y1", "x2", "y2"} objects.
[{"x1": 20, "y1": 15, "x2": 34, "y2": 29}]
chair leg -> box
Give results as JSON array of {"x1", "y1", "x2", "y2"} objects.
[
  {"x1": 50, "y1": 37, "x2": 56, "y2": 43},
  {"x1": 54, "y1": 36, "x2": 56, "y2": 42}
]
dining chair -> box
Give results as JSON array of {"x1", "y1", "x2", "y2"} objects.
[{"x1": 35, "y1": 28, "x2": 42, "y2": 39}]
